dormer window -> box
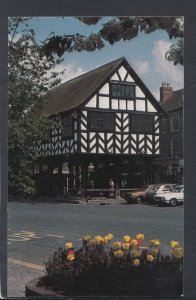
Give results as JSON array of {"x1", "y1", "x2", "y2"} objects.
[{"x1": 111, "y1": 83, "x2": 135, "y2": 98}]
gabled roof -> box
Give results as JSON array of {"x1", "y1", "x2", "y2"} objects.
[
  {"x1": 161, "y1": 89, "x2": 184, "y2": 112},
  {"x1": 41, "y1": 57, "x2": 165, "y2": 115}
]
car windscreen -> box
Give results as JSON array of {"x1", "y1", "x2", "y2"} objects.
[{"x1": 174, "y1": 186, "x2": 184, "y2": 192}]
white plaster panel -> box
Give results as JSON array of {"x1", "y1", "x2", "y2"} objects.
[
  {"x1": 107, "y1": 133, "x2": 113, "y2": 139},
  {"x1": 127, "y1": 100, "x2": 134, "y2": 110},
  {"x1": 147, "y1": 140, "x2": 152, "y2": 147},
  {"x1": 155, "y1": 128, "x2": 160, "y2": 133},
  {"x1": 147, "y1": 135, "x2": 153, "y2": 141},
  {"x1": 90, "y1": 141, "x2": 96, "y2": 148},
  {"x1": 99, "y1": 132, "x2": 104, "y2": 139},
  {"x1": 124, "y1": 149, "x2": 129, "y2": 154},
  {"x1": 123, "y1": 139, "x2": 129, "y2": 147},
  {"x1": 118, "y1": 66, "x2": 127, "y2": 81},
  {"x1": 155, "y1": 136, "x2": 159, "y2": 141},
  {"x1": 111, "y1": 73, "x2": 119, "y2": 81},
  {"x1": 81, "y1": 132, "x2": 87, "y2": 140},
  {"x1": 126, "y1": 74, "x2": 135, "y2": 82},
  {"x1": 131, "y1": 149, "x2": 136, "y2": 154},
  {"x1": 111, "y1": 99, "x2": 118, "y2": 109},
  {"x1": 98, "y1": 148, "x2": 104, "y2": 153},
  {"x1": 131, "y1": 134, "x2": 137, "y2": 140},
  {"x1": 119, "y1": 100, "x2": 126, "y2": 110},
  {"x1": 147, "y1": 149, "x2": 152, "y2": 154},
  {"x1": 147, "y1": 100, "x2": 157, "y2": 112},
  {"x1": 81, "y1": 123, "x2": 86, "y2": 130},
  {"x1": 116, "y1": 149, "x2": 120, "y2": 154},
  {"x1": 85, "y1": 96, "x2": 96, "y2": 107},
  {"x1": 140, "y1": 140, "x2": 145, "y2": 148},
  {"x1": 107, "y1": 140, "x2": 113, "y2": 147},
  {"x1": 116, "y1": 139, "x2": 121, "y2": 148},
  {"x1": 123, "y1": 113, "x2": 128, "y2": 119},
  {"x1": 116, "y1": 118, "x2": 121, "y2": 127},
  {"x1": 117, "y1": 113, "x2": 121, "y2": 118},
  {"x1": 136, "y1": 99, "x2": 146, "y2": 111},
  {"x1": 99, "y1": 83, "x2": 109, "y2": 94},
  {"x1": 116, "y1": 126, "x2": 121, "y2": 132},
  {"x1": 123, "y1": 135, "x2": 129, "y2": 141},
  {"x1": 82, "y1": 111, "x2": 87, "y2": 117},
  {"x1": 74, "y1": 121, "x2": 77, "y2": 130},
  {"x1": 155, "y1": 116, "x2": 158, "y2": 121},
  {"x1": 155, "y1": 149, "x2": 160, "y2": 154},
  {"x1": 136, "y1": 86, "x2": 145, "y2": 98},
  {"x1": 90, "y1": 148, "x2": 96, "y2": 153},
  {"x1": 90, "y1": 132, "x2": 96, "y2": 139},
  {"x1": 139, "y1": 134, "x2": 144, "y2": 141},
  {"x1": 99, "y1": 140, "x2": 105, "y2": 149},
  {"x1": 74, "y1": 133, "x2": 77, "y2": 141},
  {"x1": 99, "y1": 96, "x2": 109, "y2": 109},
  {"x1": 81, "y1": 147, "x2": 86, "y2": 153}
]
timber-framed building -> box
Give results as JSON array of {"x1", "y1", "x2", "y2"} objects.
[{"x1": 35, "y1": 57, "x2": 166, "y2": 196}]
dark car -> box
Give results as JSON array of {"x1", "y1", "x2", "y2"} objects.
[{"x1": 123, "y1": 185, "x2": 157, "y2": 204}]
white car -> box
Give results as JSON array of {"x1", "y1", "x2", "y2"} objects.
[{"x1": 154, "y1": 185, "x2": 184, "y2": 207}]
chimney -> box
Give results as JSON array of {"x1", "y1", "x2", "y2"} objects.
[{"x1": 160, "y1": 83, "x2": 173, "y2": 103}]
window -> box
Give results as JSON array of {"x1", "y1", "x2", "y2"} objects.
[
  {"x1": 89, "y1": 112, "x2": 114, "y2": 131},
  {"x1": 62, "y1": 115, "x2": 73, "y2": 138},
  {"x1": 162, "y1": 118, "x2": 166, "y2": 133},
  {"x1": 130, "y1": 114, "x2": 154, "y2": 133},
  {"x1": 171, "y1": 116, "x2": 179, "y2": 132},
  {"x1": 111, "y1": 83, "x2": 135, "y2": 98},
  {"x1": 171, "y1": 140, "x2": 179, "y2": 158}
]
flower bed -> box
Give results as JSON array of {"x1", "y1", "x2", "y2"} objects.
[{"x1": 37, "y1": 234, "x2": 183, "y2": 297}]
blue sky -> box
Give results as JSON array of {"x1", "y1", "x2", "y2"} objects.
[{"x1": 19, "y1": 17, "x2": 184, "y2": 100}]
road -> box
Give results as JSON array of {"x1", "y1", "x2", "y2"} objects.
[{"x1": 7, "y1": 201, "x2": 184, "y2": 297}]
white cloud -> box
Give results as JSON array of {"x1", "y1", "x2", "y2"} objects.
[
  {"x1": 51, "y1": 62, "x2": 85, "y2": 84},
  {"x1": 152, "y1": 39, "x2": 184, "y2": 90},
  {"x1": 134, "y1": 60, "x2": 149, "y2": 76}
]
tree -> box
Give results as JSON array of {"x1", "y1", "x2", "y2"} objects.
[
  {"x1": 41, "y1": 17, "x2": 184, "y2": 66},
  {"x1": 8, "y1": 17, "x2": 64, "y2": 196}
]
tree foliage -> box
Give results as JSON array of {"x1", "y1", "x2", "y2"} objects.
[
  {"x1": 41, "y1": 17, "x2": 184, "y2": 66},
  {"x1": 8, "y1": 17, "x2": 64, "y2": 196}
]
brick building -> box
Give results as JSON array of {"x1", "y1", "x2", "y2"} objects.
[{"x1": 158, "y1": 83, "x2": 184, "y2": 184}]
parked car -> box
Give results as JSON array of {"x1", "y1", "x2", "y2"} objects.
[
  {"x1": 123, "y1": 185, "x2": 159, "y2": 204},
  {"x1": 145, "y1": 184, "x2": 177, "y2": 203},
  {"x1": 154, "y1": 185, "x2": 184, "y2": 207}
]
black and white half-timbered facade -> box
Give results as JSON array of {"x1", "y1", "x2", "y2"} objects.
[{"x1": 35, "y1": 57, "x2": 165, "y2": 196}]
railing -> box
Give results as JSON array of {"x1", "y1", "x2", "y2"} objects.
[{"x1": 86, "y1": 188, "x2": 138, "y2": 199}]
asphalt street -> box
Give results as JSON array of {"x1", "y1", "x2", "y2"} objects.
[{"x1": 7, "y1": 201, "x2": 184, "y2": 297}]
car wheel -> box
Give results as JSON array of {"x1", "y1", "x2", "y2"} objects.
[
  {"x1": 170, "y1": 198, "x2": 177, "y2": 207},
  {"x1": 136, "y1": 196, "x2": 143, "y2": 204}
]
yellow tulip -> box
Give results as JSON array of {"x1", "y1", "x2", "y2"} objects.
[
  {"x1": 112, "y1": 242, "x2": 121, "y2": 250},
  {"x1": 149, "y1": 239, "x2": 160, "y2": 247},
  {"x1": 123, "y1": 235, "x2": 131, "y2": 243},
  {"x1": 170, "y1": 240, "x2": 179, "y2": 248},
  {"x1": 173, "y1": 247, "x2": 183, "y2": 259},
  {"x1": 107, "y1": 234, "x2": 113, "y2": 241},
  {"x1": 65, "y1": 242, "x2": 73, "y2": 249},
  {"x1": 114, "y1": 250, "x2": 124, "y2": 258},
  {"x1": 82, "y1": 235, "x2": 91, "y2": 241},
  {"x1": 130, "y1": 239, "x2": 138, "y2": 246},
  {"x1": 102, "y1": 236, "x2": 109, "y2": 244},
  {"x1": 67, "y1": 253, "x2": 75, "y2": 261},
  {"x1": 147, "y1": 255, "x2": 154, "y2": 262},
  {"x1": 122, "y1": 243, "x2": 130, "y2": 250},
  {"x1": 94, "y1": 235, "x2": 103, "y2": 244},
  {"x1": 136, "y1": 233, "x2": 144, "y2": 240},
  {"x1": 133, "y1": 258, "x2": 140, "y2": 266}
]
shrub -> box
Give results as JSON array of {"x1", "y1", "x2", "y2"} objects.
[{"x1": 38, "y1": 234, "x2": 183, "y2": 296}]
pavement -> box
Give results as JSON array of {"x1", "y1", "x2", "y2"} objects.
[{"x1": 8, "y1": 264, "x2": 43, "y2": 298}]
